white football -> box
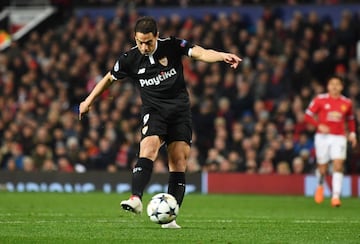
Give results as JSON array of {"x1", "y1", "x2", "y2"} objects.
[{"x1": 146, "y1": 193, "x2": 179, "y2": 224}]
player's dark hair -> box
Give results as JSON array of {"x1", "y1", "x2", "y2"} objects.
[
  {"x1": 327, "y1": 74, "x2": 344, "y2": 86},
  {"x1": 134, "y1": 16, "x2": 158, "y2": 35}
]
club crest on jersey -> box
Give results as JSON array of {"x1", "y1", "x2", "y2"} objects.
[
  {"x1": 341, "y1": 104, "x2": 347, "y2": 112},
  {"x1": 159, "y1": 57, "x2": 168, "y2": 66}
]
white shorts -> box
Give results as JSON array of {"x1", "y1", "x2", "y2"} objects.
[{"x1": 314, "y1": 133, "x2": 347, "y2": 164}]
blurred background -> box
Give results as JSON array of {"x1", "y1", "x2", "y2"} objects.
[{"x1": 0, "y1": 0, "x2": 360, "y2": 178}]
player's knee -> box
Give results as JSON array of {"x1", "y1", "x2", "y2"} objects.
[
  {"x1": 140, "y1": 136, "x2": 161, "y2": 159},
  {"x1": 168, "y1": 159, "x2": 187, "y2": 172},
  {"x1": 332, "y1": 160, "x2": 344, "y2": 172},
  {"x1": 139, "y1": 145, "x2": 159, "y2": 160},
  {"x1": 140, "y1": 149, "x2": 158, "y2": 160},
  {"x1": 317, "y1": 164, "x2": 327, "y2": 174}
]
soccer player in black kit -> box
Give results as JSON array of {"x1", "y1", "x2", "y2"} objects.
[{"x1": 79, "y1": 16, "x2": 241, "y2": 228}]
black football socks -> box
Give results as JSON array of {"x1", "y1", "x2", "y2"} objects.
[
  {"x1": 168, "y1": 172, "x2": 186, "y2": 207},
  {"x1": 131, "y1": 157, "x2": 153, "y2": 200}
]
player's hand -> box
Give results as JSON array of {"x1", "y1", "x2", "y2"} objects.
[
  {"x1": 79, "y1": 100, "x2": 91, "y2": 120},
  {"x1": 348, "y1": 132, "x2": 357, "y2": 148},
  {"x1": 318, "y1": 124, "x2": 330, "y2": 134},
  {"x1": 223, "y1": 53, "x2": 242, "y2": 69}
]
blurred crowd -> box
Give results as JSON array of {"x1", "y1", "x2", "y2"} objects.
[
  {"x1": 1, "y1": 5, "x2": 360, "y2": 175},
  {"x1": 2, "y1": 1, "x2": 360, "y2": 13},
  {"x1": 65, "y1": 0, "x2": 360, "y2": 7}
]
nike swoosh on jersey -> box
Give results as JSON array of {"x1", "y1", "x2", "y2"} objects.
[{"x1": 138, "y1": 68, "x2": 146, "y2": 74}]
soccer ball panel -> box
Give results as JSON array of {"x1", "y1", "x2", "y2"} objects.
[{"x1": 147, "y1": 193, "x2": 179, "y2": 224}]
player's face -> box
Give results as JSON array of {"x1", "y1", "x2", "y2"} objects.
[
  {"x1": 135, "y1": 32, "x2": 158, "y2": 55},
  {"x1": 327, "y1": 77, "x2": 343, "y2": 97}
]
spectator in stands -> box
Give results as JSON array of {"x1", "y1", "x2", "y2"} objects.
[
  {"x1": 23, "y1": 156, "x2": 35, "y2": 172},
  {"x1": 6, "y1": 158, "x2": 17, "y2": 172},
  {"x1": 42, "y1": 158, "x2": 57, "y2": 172},
  {"x1": 32, "y1": 143, "x2": 53, "y2": 170},
  {"x1": 275, "y1": 138, "x2": 296, "y2": 167},
  {"x1": 93, "y1": 137, "x2": 116, "y2": 171},
  {"x1": 228, "y1": 150, "x2": 244, "y2": 172},
  {"x1": 277, "y1": 161, "x2": 291, "y2": 175},
  {"x1": 57, "y1": 156, "x2": 74, "y2": 172},
  {"x1": 186, "y1": 146, "x2": 201, "y2": 173},
  {"x1": 292, "y1": 156, "x2": 305, "y2": 174},
  {"x1": 9, "y1": 142, "x2": 24, "y2": 170},
  {"x1": 258, "y1": 147, "x2": 275, "y2": 174},
  {"x1": 193, "y1": 98, "x2": 216, "y2": 162}
]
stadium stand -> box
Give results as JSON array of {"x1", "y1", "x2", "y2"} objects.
[{"x1": 0, "y1": 2, "x2": 360, "y2": 175}]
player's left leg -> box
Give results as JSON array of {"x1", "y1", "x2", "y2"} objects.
[
  {"x1": 315, "y1": 163, "x2": 328, "y2": 204},
  {"x1": 329, "y1": 135, "x2": 347, "y2": 207},
  {"x1": 314, "y1": 134, "x2": 330, "y2": 204},
  {"x1": 162, "y1": 141, "x2": 190, "y2": 229},
  {"x1": 331, "y1": 159, "x2": 344, "y2": 207},
  {"x1": 167, "y1": 141, "x2": 190, "y2": 206}
]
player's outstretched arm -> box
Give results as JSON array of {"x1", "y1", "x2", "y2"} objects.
[
  {"x1": 79, "y1": 72, "x2": 114, "y2": 120},
  {"x1": 190, "y1": 45, "x2": 242, "y2": 69}
]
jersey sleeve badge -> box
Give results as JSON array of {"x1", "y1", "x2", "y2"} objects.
[{"x1": 180, "y1": 39, "x2": 187, "y2": 47}]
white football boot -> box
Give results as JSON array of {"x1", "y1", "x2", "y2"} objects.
[
  {"x1": 161, "y1": 220, "x2": 181, "y2": 229},
  {"x1": 120, "y1": 195, "x2": 143, "y2": 214}
]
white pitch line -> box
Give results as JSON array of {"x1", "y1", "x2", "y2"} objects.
[
  {"x1": 0, "y1": 219, "x2": 145, "y2": 224},
  {"x1": 293, "y1": 219, "x2": 360, "y2": 224}
]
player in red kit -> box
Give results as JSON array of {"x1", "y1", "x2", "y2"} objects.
[{"x1": 305, "y1": 75, "x2": 357, "y2": 207}]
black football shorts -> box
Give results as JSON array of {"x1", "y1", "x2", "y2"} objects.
[{"x1": 140, "y1": 109, "x2": 192, "y2": 146}]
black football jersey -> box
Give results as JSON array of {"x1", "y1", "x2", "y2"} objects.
[{"x1": 111, "y1": 36, "x2": 194, "y2": 116}]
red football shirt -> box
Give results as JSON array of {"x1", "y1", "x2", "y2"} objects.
[{"x1": 305, "y1": 93, "x2": 356, "y2": 135}]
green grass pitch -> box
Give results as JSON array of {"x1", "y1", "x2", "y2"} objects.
[{"x1": 0, "y1": 192, "x2": 359, "y2": 243}]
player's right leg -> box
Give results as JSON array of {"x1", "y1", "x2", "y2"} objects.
[
  {"x1": 120, "y1": 156, "x2": 153, "y2": 214},
  {"x1": 314, "y1": 134, "x2": 330, "y2": 204},
  {"x1": 314, "y1": 183, "x2": 324, "y2": 204},
  {"x1": 314, "y1": 164, "x2": 327, "y2": 204},
  {"x1": 121, "y1": 135, "x2": 162, "y2": 214},
  {"x1": 331, "y1": 159, "x2": 345, "y2": 207}
]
